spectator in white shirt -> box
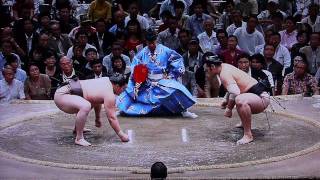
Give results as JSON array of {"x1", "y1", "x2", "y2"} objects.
[
  {"x1": 226, "y1": 10, "x2": 247, "y2": 36},
  {"x1": 125, "y1": 2, "x2": 150, "y2": 31},
  {"x1": 159, "y1": 0, "x2": 187, "y2": 18},
  {"x1": 197, "y1": 19, "x2": 219, "y2": 53},
  {"x1": 234, "y1": 15, "x2": 265, "y2": 55},
  {"x1": 66, "y1": 30, "x2": 97, "y2": 59},
  {"x1": 301, "y1": 4, "x2": 320, "y2": 32},
  {"x1": 279, "y1": 16, "x2": 298, "y2": 50},
  {"x1": 269, "y1": 32, "x2": 291, "y2": 70},
  {"x1": 0, "y1": 67, "x2": 25, "y2": 103}
]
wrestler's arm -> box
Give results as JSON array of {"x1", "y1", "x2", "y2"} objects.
[
  {"x1": 221, "y1": 72, "x2": 240, "y2": 115},
  {"x1": 105, "y1": 95, "x2": 121, "y2": 133},
  {"x1": 104, "y1": 95, "x2": 129, "y2": 142}
]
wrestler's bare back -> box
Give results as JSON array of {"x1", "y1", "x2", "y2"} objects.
[
  {"x1": 220, "y1": 63, "x2": 257, "y2": 92},
  {"x1": 80, "y1": 77, "x2": 115, "y2": 104}
]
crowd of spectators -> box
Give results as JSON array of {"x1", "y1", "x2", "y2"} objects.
[{"x1": 0, "y1": 0, "x2": 320, "y2": 103}]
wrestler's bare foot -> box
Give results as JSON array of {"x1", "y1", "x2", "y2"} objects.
[
  {"x1": 73, "y1": 127, "x2": 92, "y2": 134},
  {"x1": 75, "y1": 138, "x2": 91, "y2": 146},
  {"x1": 224, "y1": 108, "x2": 232, "y2": 118},
  {"x1": 95, "y1": 118, "x2": 102, "y2": 128},
  {"x1": 235, "y1": 122, "x2": 243, "y2": 128},
  {"x1": 236, "y1": 135, "x2": 253, "y2": 145},
  {"x1": 117, "y1": 131, "x2": 129, "y2": 142},
  {"x1": 221, "y1": 101, "x2": 227, "y2": 109}
]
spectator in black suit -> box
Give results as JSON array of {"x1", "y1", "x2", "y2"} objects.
[
  {"x1": 89, "y1": 18, "x2": 115, "y2": 58},
  {"x1": 48, "y1": 21, "x2": 73, "y2": 57},
  {"x1": 29, "y1": 32, "x2": 56, "y2": 71},
  {"x1": 263, "y1": 44, "x2": 284, "y2": 95},
  {"x1": 15, "y1": 18, "x2": 39, "y2": 65},
  {"x1": 85, "y1": 59, "x2": 108, "y2": 79}
]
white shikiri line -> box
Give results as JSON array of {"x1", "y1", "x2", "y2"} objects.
[
  {"x1": 181, "y1": 128, "x2": 188, "y2": 143},
  {"x1": 127, "y1": 129, "x2": 133, "y2": 143}
]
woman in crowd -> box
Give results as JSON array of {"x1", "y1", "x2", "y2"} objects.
[
  {"x1": 108, "y1": 56, "x2": 130, "y2": 81},
  {"x1": 24, "y1": 63, "x2": 51, "y2": 100},
  {"x1": 250, "y1": 54, "x2": 275, "y2": 95},
  {"x1": 42, "y1": 51, "x2": 61, "y2": 98},
  {"x1": 124, "y1": 19, "x2": 143, "y2": 60}
]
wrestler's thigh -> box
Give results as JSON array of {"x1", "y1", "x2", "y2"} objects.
[
  {"x1": 236, "y1": 93, "x2": 267, "y2": 114},
  {"x1": 55, "y1": 94, "x2": 92, "y2": 114}
]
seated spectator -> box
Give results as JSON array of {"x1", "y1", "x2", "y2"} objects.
[
  {"x1": 195, "y1": 52, "x2": 221, "y2": 98},
  {"x1": 15, "y1": 18, "x2": 39, "y2": 61},
  {"x1": 255, "y1": 29, "x2": 274, "y2": 54},
  {"x1": 185, "y1": 1, "x2": 212, "y2": 37},
  {"x1": 264, "y1": 44, "x2": 284, "y2": 95},
  {"x1": 82, "y1": 48, "x2": 100, "y2": 77},
  {"x1": 150, "y1": 162, "x2": 167, "y2": 180},
  {"x1": 0, "y1": 66, "x2": 25, "y2": 103},
  {"x1": 42, "y1": 51, "x2": 61, "y2": 98},
  {"x1": 176, "y1": 29, "x2": 191, "y2": 55},
  {"x1": 67, "y1": 30, "x2": 97, "y2": 60},
  {"x1": 279, "y1": 16, "x2": 298, "y2": 50},
  {"x1": 174, "y1": 1, "x2": 189, "y2": 29},
  {"x1": 235, "y1": 0, "x2": 254, "y2": 19},
  {"x1": 88, "y1": 0, "x2": 112, "y2": 23},
  {"x1": 108, "y1": 10, "x2": 126, "y2": 36},
  {"x1": 301, "y1": 4, "x2": 320, "y2": 32},
  {"x1": 226, "y1": 10, "x2": 247, "y2": 36},
  {"x1": 257, "y1": 0, "x2": 287, "y2": 27},
  {"x1": 55, "y1": 3, "x2": 78, "y2": 34},
  {"x1": 234, "y1": 15, "x2": 265, "y2": 55},
  {"x1": 157, "y1": 15, "x2": 180, "y2": 51},
  {"x1": 157, "y1": 10, "x2": 172, "y2": 33},
  {"x1": 90, "y1": 18, "x2": 114, "y2": 58},
  {"x1": 102, "y1": 42, "x2": 130, "y2": 73},
  {"x1": 71, "y1": 44, "x2": 87, "y2": 72},
  {"x1": 58, "y1": 56, "x2": 85, "y2": 84},
  {"x1": 237, "y1": 53, "x2": 251, "y2": 74},
  {"x1": 197, "y1": 19, "x2": 219, "y2": 53},
  {"x1": 107, "y1": 56, "x2": 130, "y2": 81},
  {"x1": 250, "y1": 53, "x2": 275, "y2": 95},
  {"x1": 0, "y1": 54, "x2": 27, "y2": 83},
  {"x1": 48, "y1": 22, "x2": 72, "y2": 57},
  {"x1": 24, "y1": 63, "x2": 51, "y2": 100},
  {"x1": 125, "y1": 2, "x2": 150, "y2": 31},
  {"x1": 214, "y1": 29, "x2": 228, "y2": 55},
  {"x1": 282, "y1": 56, "x2": 319, "y2": 96},
  {"x1": 68, "y1": 14, "x2": 96, "y2": 42},
  {"x1": 124, "y1": 19, "x2": 144, "y2": 60},
  {"x1": 220, "y1": 35, "x2": 243, "y2": 67},
  {"x1": 86, "y1": 59, "x2": 108, "y2": 79},
  {"x1": 36, "y1": 13, "x2": 51, "y2": 34},
  {"x1": 159, "y1": 0, "x2": 187, "y2": 18},
  {"x1": 0, "y1": 40, "x2": 22, "y2": 70},
  {"x1": 299, "y1": 32, "x2": 320, "y2": 75},
  {"x1": 269, "y1": 32, "x2": 291, "y2": 71},
  {"x1": 12, "y1": 0, "x2": 34, "y2": 20},
  {"x1": 291, "y1": 31, "x2": 309, "y2": 60},
  {"x1": 218, "y1": 1, "x2": 235, "y2": 30},
  {"x1": 30, "y1": 32, "x2": 56, "y2": 71},
  {"x1": 266, "y1": 11, "x2": 284, "y2": 33},
  {"x1": 183, "y1": 38, "x2": 203, "y2": 74},
  {"x1": 1, "y1": 27, "x2": 26, "y2": 59}
]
